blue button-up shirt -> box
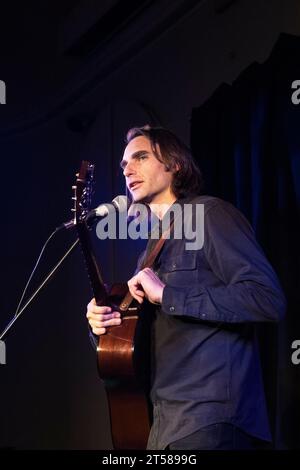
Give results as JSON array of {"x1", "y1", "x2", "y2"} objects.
[{"x1": 139, "y1": 196, "x2": 286, "y2": 450}]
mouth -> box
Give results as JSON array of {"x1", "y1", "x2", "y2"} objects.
[{"x1": 129, "y1": 181, "x2": 143, "y2": 191}]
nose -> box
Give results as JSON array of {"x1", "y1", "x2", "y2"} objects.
[{"x1": 123, "y1": 160, "x2": 136, "y2": 177}]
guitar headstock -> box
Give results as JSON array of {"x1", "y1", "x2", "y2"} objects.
[{"x1": 72, "y1": 161, "x2": 95, "y2": 225}]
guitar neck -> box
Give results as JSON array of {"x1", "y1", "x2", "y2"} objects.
[{"x1": 77, "y1": 222, "x2": 107, "y2": 305}]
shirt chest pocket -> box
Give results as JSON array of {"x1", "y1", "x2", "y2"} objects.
[{"x1": 159, "y1": 253, "x2": 198, "y2": 287}]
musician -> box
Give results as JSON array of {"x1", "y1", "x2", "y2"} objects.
[{"x1": 86, "y1": 126, "x2": 286, "y2": 450}]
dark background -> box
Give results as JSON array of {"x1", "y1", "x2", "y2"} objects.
[{"x1": 0, "y1": 0, "x2": 299, "y2": 449}]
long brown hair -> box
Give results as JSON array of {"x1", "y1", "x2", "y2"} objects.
[{"x1": 126, "y1": 125, "x2": 204, "y2": 198}]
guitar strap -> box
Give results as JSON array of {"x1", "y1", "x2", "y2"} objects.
[
  {"x1": 119, "y1": 218, "x2": 175, "y2": 311},
  {"x1": 142, "y1": 218, "x2": 175, "y2": 268}
]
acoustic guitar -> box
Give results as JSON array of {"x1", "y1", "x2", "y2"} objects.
[{"x1": 73, "y1": 160, "x2": 151, "y2": 449}]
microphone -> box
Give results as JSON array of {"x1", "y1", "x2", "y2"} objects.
[
  {"x1": 58, "y1": 195, "x2": 130, "y2": 230},
  {"x1": 86, "y1": 195, "x2": 129, "y2": 222}
]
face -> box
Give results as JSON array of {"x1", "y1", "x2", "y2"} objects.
[{"x1": 120, "y1": 136, "x2": 176, "y2": 205}]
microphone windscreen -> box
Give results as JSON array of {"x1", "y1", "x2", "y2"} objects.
[{"x1": 112, "y1": 195, "x2": 130, "y2": 212}]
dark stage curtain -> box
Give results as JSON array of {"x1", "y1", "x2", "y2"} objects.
[{"x1": 191, "y1": 33, "x2": 300, "y2": 449}]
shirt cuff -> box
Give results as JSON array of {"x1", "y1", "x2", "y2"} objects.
[
  {"x1": 88, "y1": 325, "x2": 98, "y2": 350},
  {"x1": 162, "y1": 285, "x2": 186, "y2": 316}
]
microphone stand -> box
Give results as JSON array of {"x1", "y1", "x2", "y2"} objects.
[{"x1": 0, "y1": 238, "x2": 79, "y2": 364}]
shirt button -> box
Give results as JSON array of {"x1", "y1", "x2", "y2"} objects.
[
  {"x1": 171, "y1": 262, "x2": 177, "y2": 269},
  {"x1": 169, "y1": 306, "x2": 175, "y2": 312}
]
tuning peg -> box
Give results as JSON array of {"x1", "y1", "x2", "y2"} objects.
[
  {"x1": 71, "y1": 208, "x2": 76, "y2": 212},
  {"x1": 72, "y1": 185, "x2": 76, "y2": 189},
  {"x1": 72, "y1": 196, "x2": 77, "y2": 200}
]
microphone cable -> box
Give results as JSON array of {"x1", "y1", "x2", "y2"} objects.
[{"x1": 13, "y1": 221, "x2": 75, "y2": 319}]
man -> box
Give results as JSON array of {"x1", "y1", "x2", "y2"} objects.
[{"x1": 86, "y1": 125, "x2": 286, "y2": 450}]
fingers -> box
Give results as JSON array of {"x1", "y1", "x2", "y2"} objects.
[
  {"x1": 88, "y1": 314, "x2": 122, "y2": 335},
  {"x1": 87, "y1": 298, "x2": 112, "y2": 315},
  {"x1": 86, "y1": 298, "x2": 122, "y2": 335},
  {"x1": 90, "y1": 316, "x2": 122, "y2": 335},
  {"x1": 127, "y1": 269, "x2": 164, "y2": 305},
  {"x1": 128, "y1": 274, "x2": 145, "y2": 304}
]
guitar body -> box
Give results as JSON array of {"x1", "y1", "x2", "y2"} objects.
[
  {"x1": 99, "y1": 321, "x2": 151, "y2": 449},
  {"x1": 98, "y1": 283, "x2": 152, "y2": 449},
  {"x1": 74, "y1": 162, "x2": 151, "y2": 450}
]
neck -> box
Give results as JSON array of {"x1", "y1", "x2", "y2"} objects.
[{"x1": 149, "y1": 195, "x2": 177, "y2": 220}]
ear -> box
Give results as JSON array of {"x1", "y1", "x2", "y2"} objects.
[{"x1": 166, "y1": 162, "x2": 180, "y2": 173}]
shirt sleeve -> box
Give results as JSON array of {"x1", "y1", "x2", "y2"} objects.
[{"x1": 162, "y1": 201, "x2": 286, "y2": 323}]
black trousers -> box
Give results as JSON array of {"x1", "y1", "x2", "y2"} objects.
[{"x1": 167, "y1": 423, "x2": 266, "y2": 450}]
